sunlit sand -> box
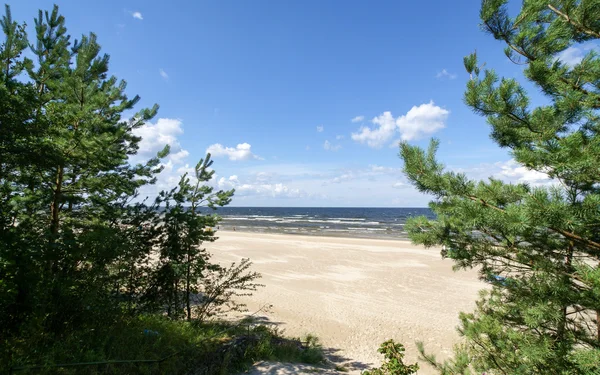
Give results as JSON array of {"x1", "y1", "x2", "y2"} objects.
[{"x1": 208, "y1": 231, "x2": 482, "y2": 374}]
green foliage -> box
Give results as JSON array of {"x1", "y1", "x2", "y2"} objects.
[
  {"x1": 194, "y1": 257, "x2": 263, "y2": 322},
  {"x1": 6, "y1": 316, "x2": 324, "y2": 375},
  {"x1": 362, "y1": 340, "x2": 419, "y2": 375},
  {"x1": 399, "y1": 0, "x2": 600, "y2": 374},
  {"x1": 146, "y1": 155, "x2": 238, "y2": 320},
  {"x1": 244, "y1": 329, "x2": 326, "y2": 367},
  {"x1": 0, "y1": 5, "x2": 265, "y2": 373}
]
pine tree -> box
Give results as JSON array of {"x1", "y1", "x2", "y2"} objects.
[
  {"x1": 151, "y1": 155, "x2": 235, "y2": 320},
  {"x1": 1, "y1": 5, "x2": 263, "y2": 368},
  {"x1": 0, "y1": 4, "x2": 164, "y2": 335},
  {"x1": 400, "y1": 0, "x2": 600, "y2": 373},
  {"x1": 0, "y1": 3, "x2": 37, "y2": 334}
]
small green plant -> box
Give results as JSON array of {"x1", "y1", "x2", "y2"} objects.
[
  {"x1": 335, "y1": 364, "x2": 350, "y2": 372},
  {"x1": 362, "y1": 340, "x2": 419, "y2": 375},
  {"x1": 244, "y1": 327, "x2": 325, "y2": 366}
]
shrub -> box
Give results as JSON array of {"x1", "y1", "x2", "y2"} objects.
[{"x1": 362, "y1": 340, "x2": 419, "y2": 375}]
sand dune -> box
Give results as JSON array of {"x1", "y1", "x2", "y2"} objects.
[{"x1": 207, "y1": 231, "x2": 482, "y2": 374}]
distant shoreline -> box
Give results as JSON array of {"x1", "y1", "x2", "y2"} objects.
[
  {"x1": 215, "y1": 226, "x2": 412, "y2": 241},
  {"x1": 206, "y1": 207, "x2": 434, "y2": 240}
]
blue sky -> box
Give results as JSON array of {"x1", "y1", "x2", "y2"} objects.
[{"x1": 10, "y1": 1, "x2": 575, "y2": 206}]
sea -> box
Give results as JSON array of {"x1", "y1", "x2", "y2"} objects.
[{"x1": 205, "y1": 207, "x2": 434, "y2": 240}]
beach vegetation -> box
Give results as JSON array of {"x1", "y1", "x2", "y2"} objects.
[
  {"x1": 362, "y1": 340, "x2": 419, "y2": 375},
  {"x1": 398, "y1": 0, "x2": 600, "y2": 373},
  {"x1": 0, "y1": 4, "x2": 303, "y2": 374}
]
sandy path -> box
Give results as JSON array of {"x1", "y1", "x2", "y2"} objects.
[{"x1": 207, "y1": 231, "x2": 482, "y2": 374}]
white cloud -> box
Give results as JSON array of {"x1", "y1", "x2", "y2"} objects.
[
  {"x1": 496, "y1": 159, "x2": 550, "y2": 184},
  {"x1": 159, "y1": 69, "x2": 169, "y2": 80},
  {"x1": 132, "y1": 11, "x2": 143, "y2": 20},
  {"x1": 202, "y1": 162, "x2": 428, "y2": 206},
  {"x1": 326, "y1": 164, "x2": 403, "y2": 185},
  {"x1": 369, "y1": 164, "x2": 401, "y2": 173},
  {"x1": 351, "y1": 116, "x2": 365, "y2": 123},
  {"x1": 396, "y1": 101, "x2": 449, "y2": 141},
  {"x1": 132, "y1": 118, "x2": 186, "y2": 161},
  {"x1": 323, "y1": 140, "x2": 341, "y2": 151},
  {"x1": 392, "y1": 182, "x2": 407, "y2": 189},
  {"x1": 351, "y1": 111, "x2": 397, "y2": 148},
  {"x1": 316, "y1": 125, "x2": 324, "y2": 133},
  {"x1": 436, "y1": 69, "x2": 457, "y2": 79},
  {"x1": 216, "y1": 174, "x2": 303, "y2": 198},
  {"x1": 336, "y1": 135, "x2": 344, "y2": 140},
  {"x1": 557, "y1": 47, "x2": 585, "y2": 66},
  {"x1": 206, "y1": 143, "x2": 262, "y2": 161},
  {"x1": 453, "y1": 159, "x2": 553, "y2": 187},
  {"x1": 130, "y1": 118, "x2": 202, "y2": 201},
  {"x1": 556, "y1": 44, "x2": 599, "y2": 67},
  {"x1": 352, "y1": 102, "x2": 448, "y2": 148},
  {"x1": 169, "y1": 149, "x2": 189, "y2": 163}
]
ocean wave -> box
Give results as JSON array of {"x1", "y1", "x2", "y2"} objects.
[
  {"x1": 271, "y1": 219, "x2": 381, "y2": 225},
  {"x1": 222, "y1": 216, "x2": 280, "y2": 222},
  {"x1": 222, "y1": 216, "x2": 382, "y2": 225},
  {"x1": 329, "y1": 217, "x2": 366, "y2": 221}
]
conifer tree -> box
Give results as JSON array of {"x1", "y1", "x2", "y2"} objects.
[
  {"x1": 400, "y1": 0, "x2": 600, "y2": 373},
  {"x1": 0, "y1": 5, "x2": 263, "y2": 368},
  {"x1": 0, "y1": 4, "x2": 164, "y2": 334},
  {"x1": 151, "y1": 155, "x2": 234, "y2": 320}
]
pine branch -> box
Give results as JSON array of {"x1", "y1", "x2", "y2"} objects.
[
  {"x1": 467, "y1": 195, "x2": 600, "y2": 253},
  {"x1": 548, "y1": 4, "x2": 600, "y2": 38}
]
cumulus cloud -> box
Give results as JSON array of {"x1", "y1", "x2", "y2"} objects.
[
  {"x1": 396, "y1": 101, "x2": 449, "y2": 141},
  {"x1": 496, "y1": 159, "x2": 550, "y2": 184},
  {"x1": 323, "y1": 140, "x2": 341, "y2": 151},
  {"x1": 351, "y1": 102, "x2": 448, "y2": 148},
  {"x1": 351, "y1": 111, "x2": 397, "y2": 148},
  {"x1": 206, "y1": 143, "x2": 262, "y2": 161},
  {"x1": 392, "y1": 182, "x2": 407, "y2": 189},
  {"x1": 130, "y1": 118, "x2": 201, "y2": 200},
  {"x1": 351, "y1": 116, "x2": 364, "y2": 123},
  {"x1": 336, "y1": 135, "x2": 344, "y2": 140},
  {"x1": 132, "y1": 11, "x2": 143, "y2": 20},
  {"x1": 436, "y1": 69, "x2": 456, "y2": 79},
  {"x1": 316, "y1": 125, "x2": 324, "y2": 133},
  {"x1": 159, "y1": 69, "x2": 169, "y2": 80},
  {"x1": 132, "y1": 118, "x2": 186, "y2": 161}
]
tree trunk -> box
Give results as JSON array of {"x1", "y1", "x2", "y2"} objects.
[
  {"x1": 174, "y1": 278, "x2": 179, "y2": 318},
  {"x1": 186, "y1": 254, "x2": 191, "y2": 321},
  {"x1": 50, "y1": 164, "x2": 64, "y2": 235},
  {"x1": 597, "y1": 310, "x2": 600, "y2": 343},
  {"x1": 557, "y1": 242, "x2": 574, "y2": 341},
  {"x1": 67, "y1": 170, "x2": 76, "y2": 211}
]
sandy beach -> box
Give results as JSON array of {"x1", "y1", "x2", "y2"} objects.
[{"x1": 207, "y1": 231, "x2": 482, "y2": 374}]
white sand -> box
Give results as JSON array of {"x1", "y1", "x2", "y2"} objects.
[{"x1": 207, "y1": 231, "x2": 482, "y2": 374}]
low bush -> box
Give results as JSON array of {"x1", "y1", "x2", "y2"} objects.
[
  {"x1": 362, "y1": 340, "x2": 419, "y2": 375},
  {"x1": 5, "y1": 316, "x2": 325, "y2": 375}
]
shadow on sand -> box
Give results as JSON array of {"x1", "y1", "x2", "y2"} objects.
[
  {"x1": 323, "y1": 347, "x2": 371, "y2": 372},
  {"x1": 240, "y1": 312, "x2": 372, "y2": 373}
]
